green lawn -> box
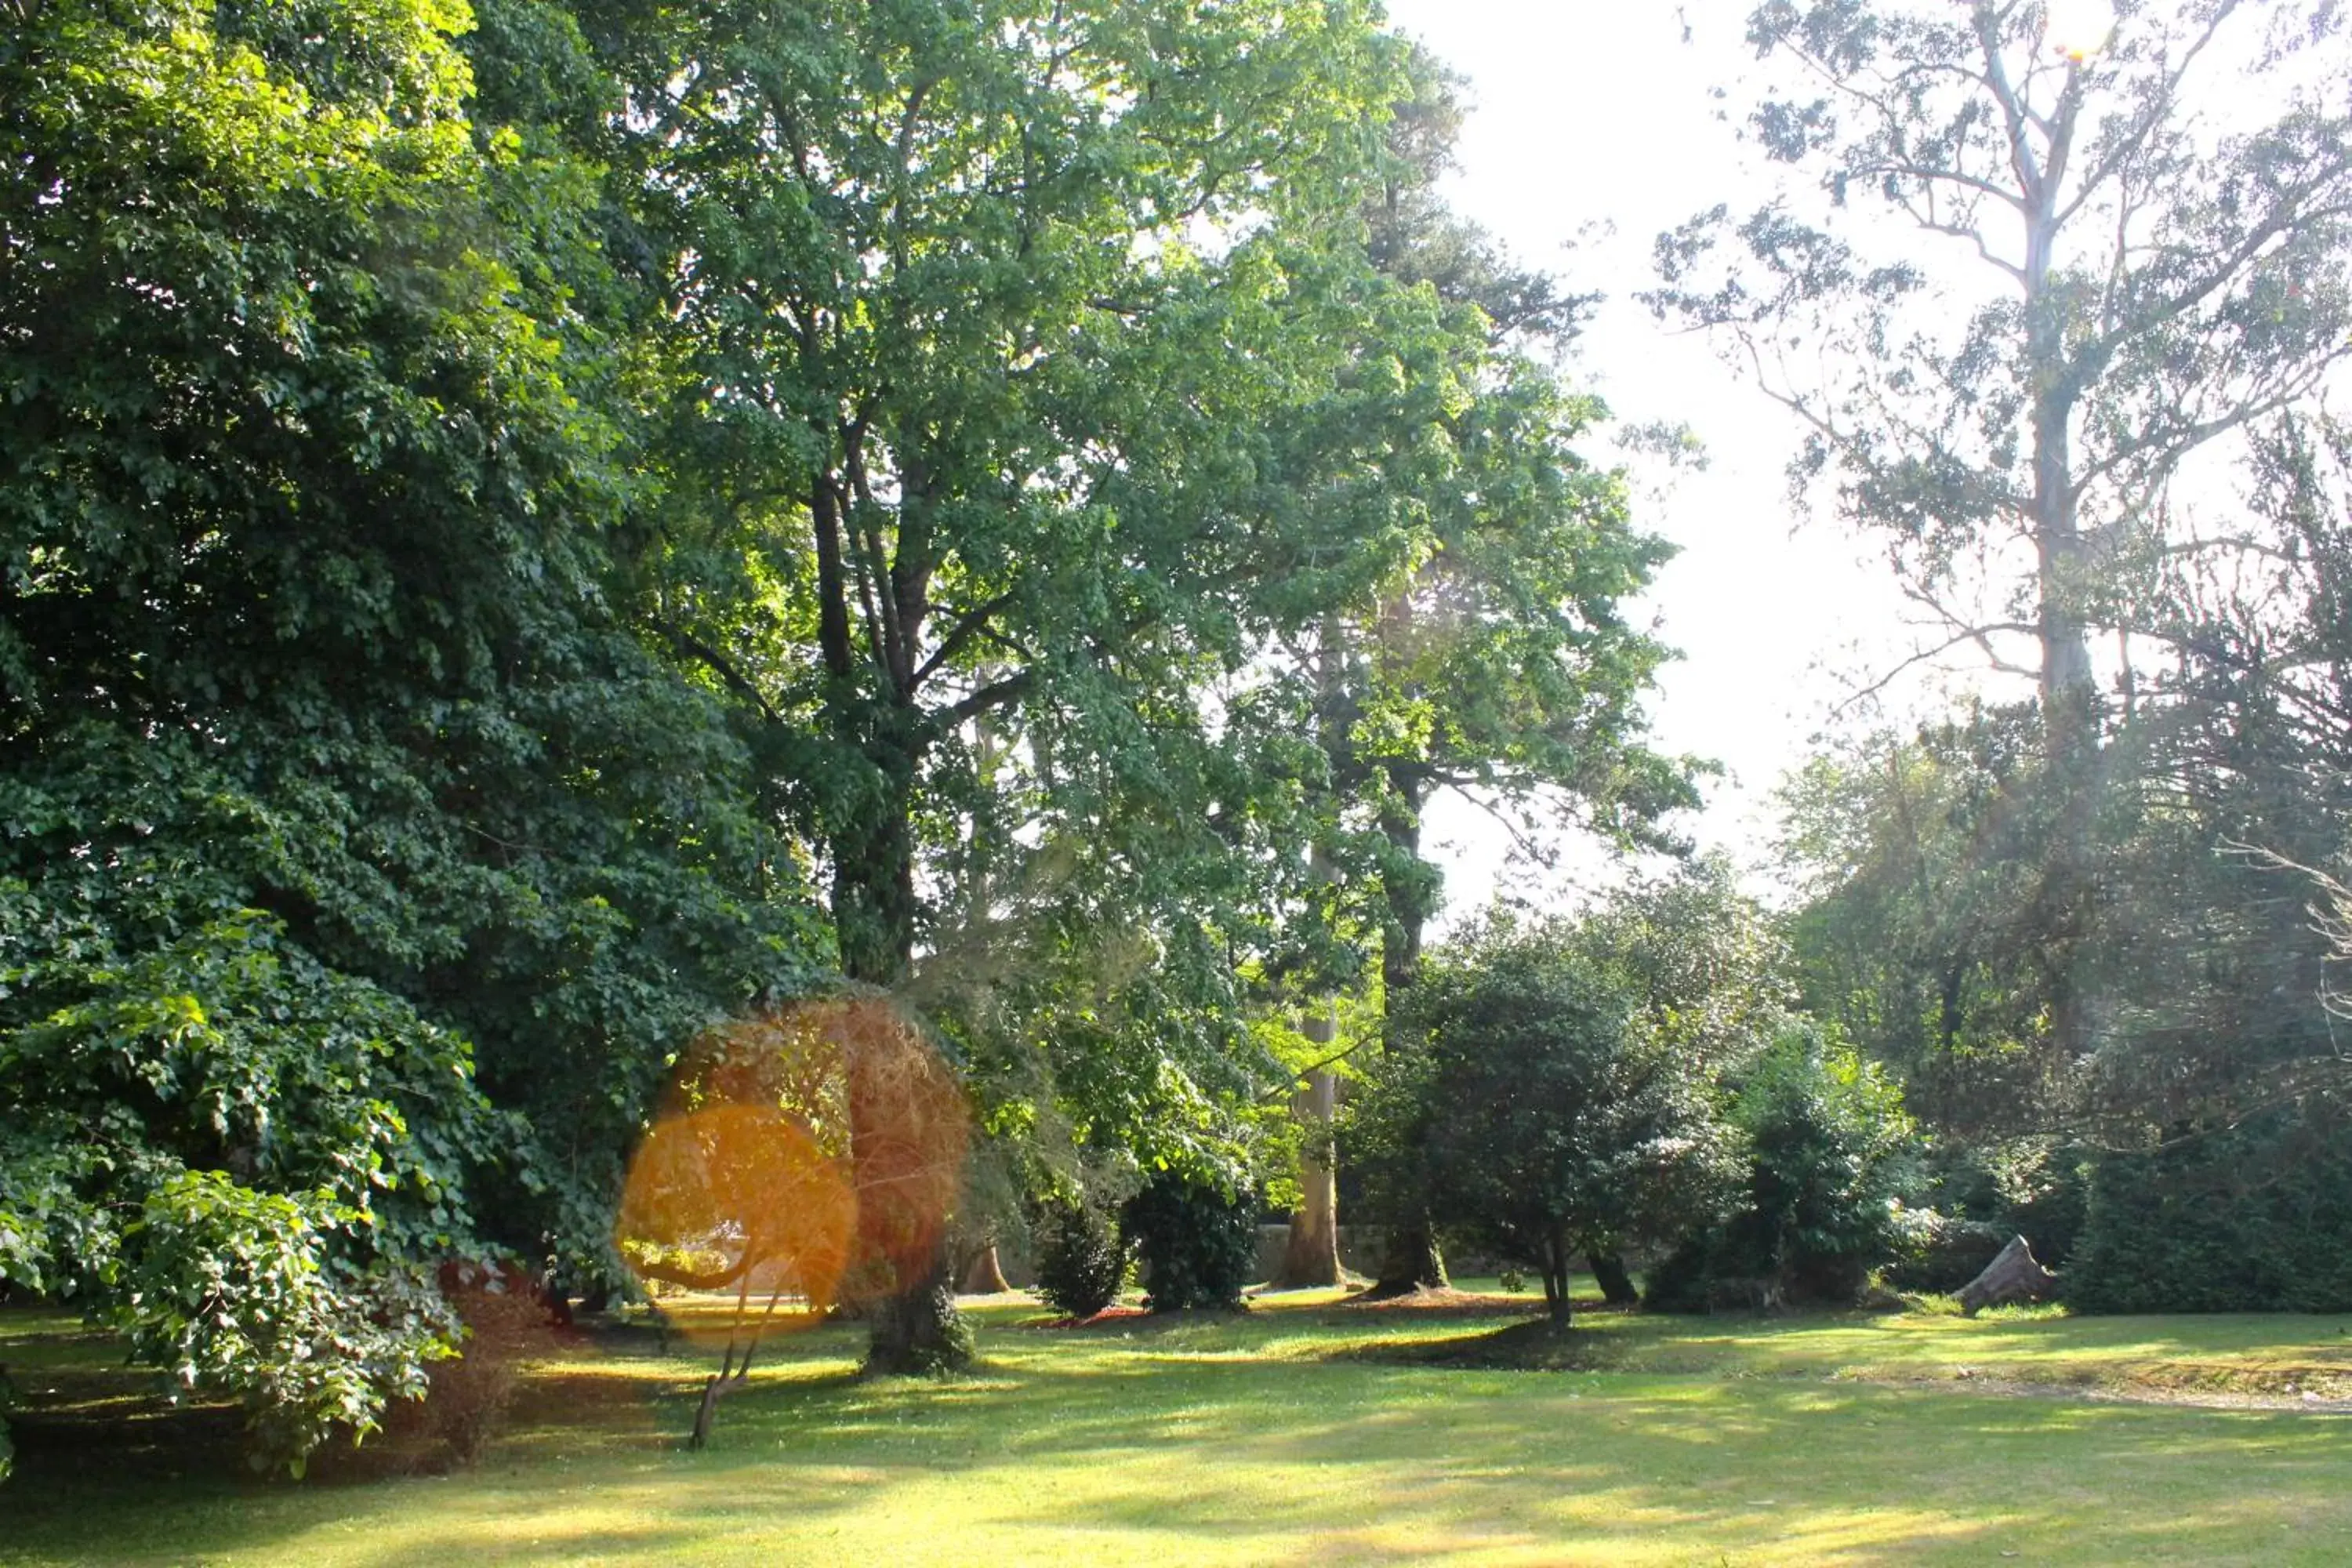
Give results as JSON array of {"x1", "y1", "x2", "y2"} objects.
[{"x1": 5, "y1": 1287, "x2": 2351, "y2": 1566}]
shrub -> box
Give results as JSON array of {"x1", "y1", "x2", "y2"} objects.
[
  {"x1": 1398, "y1": 913, "x2": 1741, "y2": 1328},
  {"x1": 1033, "y1": 1200, "x2": 1129, "y2": 1320},
  {"x1": 1123, "y1": 1176, "x2": 1255, "y2": 1312},
  {"x1": 2067, "y1": 1100, "x2": 2352, "y2": 1314},
  {"x1": 1647, "y1": 1022, "x2": 1917, "y2": 1311},
  {"x1": 387, "y1": 1270, "x2": 558, "y2": 1471}
]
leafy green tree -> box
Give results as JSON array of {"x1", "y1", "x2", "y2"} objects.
[
  {"x1": 571, "y1": 0, "x2": 1442, "y2": 1368},
  {"x1": 0, "y1": 908, "x2": 496, "y2": 1472},
  {"x1": 1, "y1": 0, "x2": 823, "y2": 1468},
  {"x1": 2067, "y1": 1098, "x2": 2352, "y2": 1313},
  {"x1": 2085, "y1": 416, "x2": 2352, "y2": 1123},
  {"x1": 1386, "y1": 913, "x2": 1739, "y2": 1329},
  {"x1": 1648, "y1": 1021, "x2": 1918, "y2": 1310},
  {"x1": 1032, "y1": 1197, "x2": 1131, "y2": 1321},
  {"x1": 1259, "y1": 45, "x2": 1696, "y2": 1294}
]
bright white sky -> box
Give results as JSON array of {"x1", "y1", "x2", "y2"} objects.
[
  {"x1": 1377, "y1": 1, "x2": 2325, "y2": 924},
  {"x1": 1381, "y1": 0, "x2": 1940, "y2": 915}
]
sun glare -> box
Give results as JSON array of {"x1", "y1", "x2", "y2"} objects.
[{"x1": 2042, "y1": 0, "x2": 2115, "y2": 60}]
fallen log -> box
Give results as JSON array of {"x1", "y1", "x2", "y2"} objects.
[{"x1": 1957, "y1": 1235, "x2": 2056, "y2": 1316}]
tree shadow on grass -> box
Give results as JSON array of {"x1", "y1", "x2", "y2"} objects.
[{"x1": 14, "y1": 1301, "x2": 2352, "y2": 1566}]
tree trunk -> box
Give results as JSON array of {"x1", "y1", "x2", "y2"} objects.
[
  {"x1": 1274, "y1": 1063, "x2": 1345, "y2": 1289},
  {"x1": 960, "y1": 1242, "x2": 1011, "y2": 1295},
  {"x1": 1541, "y1": 1238, "x2": 1573, "y2": 1330},
  {"x1": 1367, "y1": 1221, "x2": 1449, "y2": 1298},
  {"x1": 1364, "y1": 769, "x2": 1450, "y2": 1300},
  {"x1": 1590, "y1": 1251, "x2": 1638, "y2": 1307},
  {"x1": 2017, "y1": 104, "x2": 2101, "y2": 1072},
  {"x1": 834, "y1": 771, "x2": 972, "y2": 1372},
  {"x1": 862, "y1": 1243, "x2": 973, "y2": 1375}
]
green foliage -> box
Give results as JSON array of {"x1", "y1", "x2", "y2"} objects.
[
  {"x1": 1650, "y1": 1022, "x2": 1918, "y2": 1311},
  {"x1": 0, "y1": 907, "x2": 493, "y2": 1470},
  {"x1": 1123, "y1": 1176, "x2": 1257, "y2": 1314},
  {"x1": 1882, "y1": 1211, "x2": 2009, "y2": 1296},
  {"x1": 1730, "y1": 1023, "x2": 1915, "y2": 1290},
  {"x1": 1779, "y1": 422, "x2": 2352, "y2": 1272},
  {"x1": 1032, "y1": 1200, "x2": 1130, "y2": 1322},
  {"x1": 1775, "y1": 716, "x2": 2084, "y2": 1133},
  {"x1": 0, "y1": 0, "x2": 829, "y2": 1474},
  {"x1": 2068, "y1": 1101, "x2": 2352, "y2": 1315},
  {"x1": 1388, "y1": 911, "x2": 1741, "y2": 1327}
]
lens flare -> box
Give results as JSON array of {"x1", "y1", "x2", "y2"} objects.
[
  {"x1": 617, "y1": 1102, "x2": 855, "y2": 1306},
  {"x1": 615, "y1": 996, "x2": 967, "y2": 1312},
  {"x1": 2043, "y1": 0, "x2": 2114, "y2": 60}
]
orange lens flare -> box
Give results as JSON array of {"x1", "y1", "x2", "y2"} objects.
[
  {"x1": 617, "y1": 1103, "x2": 855, "y2": 1306},
  {"x1": 615, "y1": 997, "x2": 967, "y2": 1308}
]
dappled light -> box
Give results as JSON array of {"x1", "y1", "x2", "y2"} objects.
[
  {"x1": 9, "y1": 0, "x2": 2352, "y2": 1550},
  {"x1": 9, "y1": 1297, "x2": 2352, "y2": 1564}
]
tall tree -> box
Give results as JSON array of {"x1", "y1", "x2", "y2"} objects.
[
  {"x1": 1265, "y1": 50, "x2": 1696, "y2": 1294},
  {"x1": 1657, "y1": 0, "x2": 2352, "y2": 752},
  {"x1": 2, "y1": 0, "x2": 818, "y2": 1469},
  {"x1": 1654, "y1": 0, "x2": 2352, "y2": 1069},
  {"x1": 578, "y1": 0, "x2": 1422, "y2": 1367}
]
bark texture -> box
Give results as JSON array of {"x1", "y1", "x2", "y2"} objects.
[
  {"x1": 1590, "y1": 1251, "x2": 1639, "y2": 1307},
  {"x1": 960, "y1": 1242, "x2": 1011, "y2": 1295},
  {"x1": 1366, "y1": 1221, "x2": 1450, "y2": 1298},
  {"x1": 1274, "y1": 1061, "x2": 1345, "y2": 1289},
  {"x1": 1958, "y1": 1235, "x2": 2058, "y2": 1316}
]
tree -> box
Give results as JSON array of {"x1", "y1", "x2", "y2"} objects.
[
  {"x1": 572, "y1": 0, "x2": 1435, "y2": 1369},
  {"x1": 615, "y1": 996, "x2": 967, "y2": 1429},
  {"x1": 1774, "y1": 715, "x2": 2085, "y2": 1132},
  {"x1": 1385, "y1": 913, "x2": 1738, "y2": 1330},
  {"x1": 1657, "y1": 0, "x2": 2352, "y2": 747},
  {"x1": 1648, "y1": 1020, "x2": 1918, "y2": 1310},
  {"x1": 0, "y1": 0, "x2": 824, "y2": 1471},
  {"x1": 1260, "y1": 45, "x2": 1697, "y2": 1294},
  {"x1": 1123, "y1": 1174, "x2": 1259, "y2": 1313},
  {"x1": 1655, "y1": 1, "x2": 2352, "y2": 1073}
]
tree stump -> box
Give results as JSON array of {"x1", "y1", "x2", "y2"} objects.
[
  {"x1": 1957, "y1": 1235, "x2": 2056, "y2": 1316},
  {"x1": 960, "y1": 1243, "x2": 1011, "y2": 1295}
]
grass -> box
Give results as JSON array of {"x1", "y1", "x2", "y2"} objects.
[{"x1": 5, "y1": 1283, "x2": 2352, "y2": 1565}]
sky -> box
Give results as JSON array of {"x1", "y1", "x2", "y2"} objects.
[
  {"x1": 1374, "y1": 0, "x2": 2040, "y2": 917},
  {"x1": 1372, "y1": 0, "x2": 2334, "y2": 923}
]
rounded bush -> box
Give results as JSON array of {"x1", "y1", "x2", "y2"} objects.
[
  {"x1": 1033, "y1": 1201, "x2": 1129, "y2": 1320},
  {"x1": 1123, "y1": 1176, "x2": 1255, "y2": 1312}
]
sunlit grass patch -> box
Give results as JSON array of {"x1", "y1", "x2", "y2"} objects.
[{"x1": 5, "y1": 1294, "x2": 2352, "y2": 1565}]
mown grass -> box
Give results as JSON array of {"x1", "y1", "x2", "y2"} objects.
[{"x1": 5, "y1": 1284, "x2": 2351, "y2": 1566}]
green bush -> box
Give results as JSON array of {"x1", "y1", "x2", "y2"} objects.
[
  {"x1": 1648, "y1": 1022, "x2": 1918, "y2": 1311},
  {"x1": 1033, "y1": 1201, "x2": 1130, "y2": 1320},
  {"x1": 2068, "y1": 1102, "x2": 2352, "y2": 1314},
  {"x1": 1123, "y1": 1177, "x2": 1255, "y2": 1313}
]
